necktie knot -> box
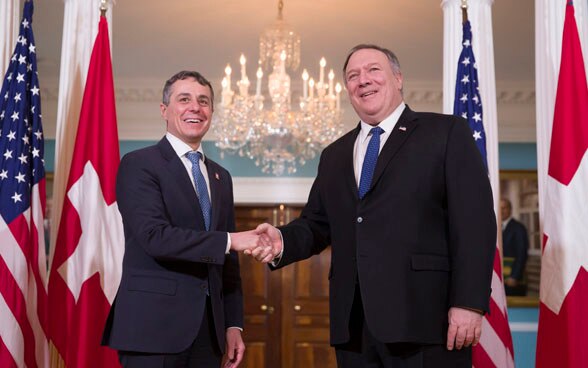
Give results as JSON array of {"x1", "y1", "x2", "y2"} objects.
[
  {"x1": 370, "y1": 126, "x2": 384, "y2": 137},
  {"x1": 186, "y1": 151, "x2": 202, "y2": 165}
]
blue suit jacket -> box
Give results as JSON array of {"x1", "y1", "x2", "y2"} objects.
[{"x1": 102, "y1": 137, "x2": 243, "y2": 354}]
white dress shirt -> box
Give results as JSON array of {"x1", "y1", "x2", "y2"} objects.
[
  {"x1": 166, "y1": 132, "x2": 231, "y2": 253},
  {"x1": 353, "y1": 102, "x2": 406, "y2": 185}
]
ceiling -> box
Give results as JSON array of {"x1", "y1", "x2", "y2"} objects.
[
  {"x1": 30, "y1": 0, "x2": 535, "y2": 141},
  {"x1": 33, "y1": 0, "x2": 534, "y2": 84}
]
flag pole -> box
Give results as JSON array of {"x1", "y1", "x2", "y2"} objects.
[
  {"x1": 100, "y1": 0, "x2": 107, "y2": 17},
  {"x1": 461, "y1": 0, "x2": 468, "y2": 23}
]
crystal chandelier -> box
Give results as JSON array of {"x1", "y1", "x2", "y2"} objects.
[{"x1": 213, "y1": 0, "x2": 344, "y2": 176}]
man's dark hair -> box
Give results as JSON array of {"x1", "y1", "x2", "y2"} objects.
[
  {"x1": 342, "y1": 44, "x2": 402, "y2": 76},
  {"x1": 162, "y1": 70, "x2": 214, "y2": 108}
]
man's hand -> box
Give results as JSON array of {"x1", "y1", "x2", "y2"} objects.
[
  {"x1": 229, "y1": 230, "x2": 269, "y2": 252},
  {"x1": 504, "y1": 277, "x2": 518, "y2": 287},
  {"x1": 222, "y1": 328, "x2": 245, "y2": 368},
  {"x1": 242, "y1": 223, "x2": 283, "y2": 263},
  {"x1": 446, "y1": 307, "x2": 483, "y2": 350}
]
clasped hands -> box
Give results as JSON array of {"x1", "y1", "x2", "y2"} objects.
[{"x1": 230, "y1": 223, "x2": 282, "y2": 263}]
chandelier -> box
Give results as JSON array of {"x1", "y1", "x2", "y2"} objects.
[{"x1": 213, "y1": 0, "x2": 344, "y2": 176}]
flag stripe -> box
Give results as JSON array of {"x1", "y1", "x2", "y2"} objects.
[
  {"x1": 472, "y1": 340, "x2": 495, "y2": 368},
  {"x1": 0, "y1": 218, "x2": 28, "y2": 292},
  {"x1": 486, "y1": 297, "x2": 514, "y2": 355},
  {"x1": 0, "y1": 335, "x2": 20, "y2": 368},
  {"x1": 0, "y1": 256, "x2": 37, "y2": 368},
  {"x1": 477, "y1": 316, "x2": 514, "y2": 367}
]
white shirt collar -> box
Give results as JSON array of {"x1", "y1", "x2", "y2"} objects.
[
  {"x1": 358, "y1": 102, "x2": 406, "y2": 141},
  {"x1": 165, "y1": 132, "x2": 205, "y2": 161}
]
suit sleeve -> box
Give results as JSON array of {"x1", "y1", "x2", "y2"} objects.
[
  {"x1": 444, "y1": 117, "x2": 497, "y2": 313},
  {"x1": 222, "y1": 174, "x2": 244, "y2": 328},
  {"x1": 275, "y1": 156, "x2": 331, "y2": 269},
  {"x1": 116, "y1": 152, "x2": 228, "y2": 265}
]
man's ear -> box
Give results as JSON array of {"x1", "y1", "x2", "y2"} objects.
[
  {"x1": 160, "y1": 103, "x2": 167, "y2": 120},
  {"x1": 395, "y1": 72, "x2": 403, "y2": 91}
]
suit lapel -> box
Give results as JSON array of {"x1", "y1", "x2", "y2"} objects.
[
  {"x1": 158, "y1": 138, "x2": 205, "y2": 225},
  {"x1": 206, "y1": 160, "x2": 222, "y2": 231},
  {"x1": 369, "y1": 107, "x2": 419, "y2": 194},
  {"x1": 344, "y1": 125, "x2": 362, "y2": 199}
]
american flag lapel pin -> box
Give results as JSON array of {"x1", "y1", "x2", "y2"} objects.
[
  {"x1": 215, "y1": 172, "x2": 220, "y2": 180},
  {"x1": 399, "y1": 126, "x2": 407, "y2": 131}
]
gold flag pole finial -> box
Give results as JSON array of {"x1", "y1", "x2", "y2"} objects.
[
  {"x1": 461, "y1": 0, "x2": 468, "y2": 23},
  {"x1": 277, "y1": 0, "x2": 284, "y2": 20},
  {"x1": 100, "y1": 0, "x2": 108, "y2": 17}
]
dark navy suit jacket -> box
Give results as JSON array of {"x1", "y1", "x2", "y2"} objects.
[
  {"x1": 102, "y1": 137, "x2": 243, "y2": 354},
  {"x1": 503, "y1": 218, "x2": 529, "y2": 281},
  {"x1": 274, "y1": 107, "x2": 496, "y2": 346}
]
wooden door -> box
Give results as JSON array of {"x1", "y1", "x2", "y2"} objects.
[
  {"x1": 234, "y1": 205, "x2": 336, "y2": 368},
  {"x1": 235, "y1": 206, "x2": 281, "y2": 368},
  {"x1": 281, "y1": 247, "x2": 335, "y2": 368}
]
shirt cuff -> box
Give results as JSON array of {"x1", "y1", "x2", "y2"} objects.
[
  {"x1": 227, "y1": 326, "x2": 243, "y2": 332},
  {"x1": 270, "y1": 229, "x2": 285, "y2": 267},
  {"x1": 226, "y1": 233, "x2": 231, "y2": 254}
]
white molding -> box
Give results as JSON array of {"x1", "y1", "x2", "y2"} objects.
[
  {"x1": 509, "y1": 322, "x2": 538, "y2": 332},
  {"x1": 232, "y1": 177, "x2": 314, "y2": 205},
  {"x1": 40, "y1": 78, "x2": 536, "y2": 105},
  {"x1": 39, "y1": 78, "x2": 538, "y2": 142}
]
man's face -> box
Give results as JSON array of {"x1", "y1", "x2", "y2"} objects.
[
  {"x1": 500, "y1": 200, "x2": 511, "y2": 221},
  {"x1": 160, "y1": 78, "x2": 213, "y2": 149},
  {"x1": 344, "y1": 48, "x2": 403, "y2": 125}
]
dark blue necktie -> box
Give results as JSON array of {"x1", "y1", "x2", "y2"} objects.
[
  {"x1": 187, "y1": 152, "x2": 211, "y2": 230},
  {"x1": 358, "y1": 127, "x2": 384, "y2": 199}
]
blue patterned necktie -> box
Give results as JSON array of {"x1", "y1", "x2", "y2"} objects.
[
  {"x1": 187, "y1": 152, "x2": 211, "y2": 230},
  {"x1": 358, "y1": 127, "x2": 384, "y2": 199}
]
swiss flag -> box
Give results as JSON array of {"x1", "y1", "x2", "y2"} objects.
[
  {"x1": 536, "y1": 1, "x2": 588, "y2": 367},
  {"x1": 47, "y1": 15, "x2": 123, "y2": 367}
]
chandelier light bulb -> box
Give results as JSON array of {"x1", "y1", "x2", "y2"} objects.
[
  {"x1": 213, "y1": 0, "x2": 343, "y2": 175},
  {"x1": 302, "y1": 69, "x2": 309, "y2": 81}
]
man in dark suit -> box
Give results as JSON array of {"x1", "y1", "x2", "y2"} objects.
[
  {"x1": 251, "y1": 45, "x2": 496, "y2": 367},
  {"x1": 102, "y1": 71, "x2": 264, "y2": 368},
  {"x1": 500, "y1": 198, "x2": 529, "y2": 296}
]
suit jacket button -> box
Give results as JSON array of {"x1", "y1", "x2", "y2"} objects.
[{"x1": 357, "y1": 217, "x2": 363, "y2": 223}]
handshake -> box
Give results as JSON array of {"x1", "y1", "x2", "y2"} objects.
[{"x1": 229, "y1": 223, "x2": 283, "y2": 263}]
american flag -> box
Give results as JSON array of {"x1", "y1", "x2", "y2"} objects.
[
  {"x1": 453, "y1": 20, "x2": 515, "y2": 368},
  {"x1": 0, "y1": 1, "x2": 49, "y2": 367},
  {"x1": 453, "y1": 20, "x2": 488, "y2": 169}
]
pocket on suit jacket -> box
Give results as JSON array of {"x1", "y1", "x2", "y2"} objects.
[
  {"x1": 411, "y1": 254, "x2": 450, "y2": 271},
  {"x1": 128, "y1": 275, "x2": 177, "y2": 296}
]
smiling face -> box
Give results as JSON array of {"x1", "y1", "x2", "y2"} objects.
[
  {"x1": 160, "y1": 77, "x2": 213, "y2": 150},
  {"x1": 344, "y1": 48, "x2": 403, "y2": 125}
]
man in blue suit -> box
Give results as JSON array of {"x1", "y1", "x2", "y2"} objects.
[
  {"x1": 252, "y1": 45, "x2": 496, "y2": 367},
  {"x1": 103, "y1": 71, "x2": 263, "y2": 367}
]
